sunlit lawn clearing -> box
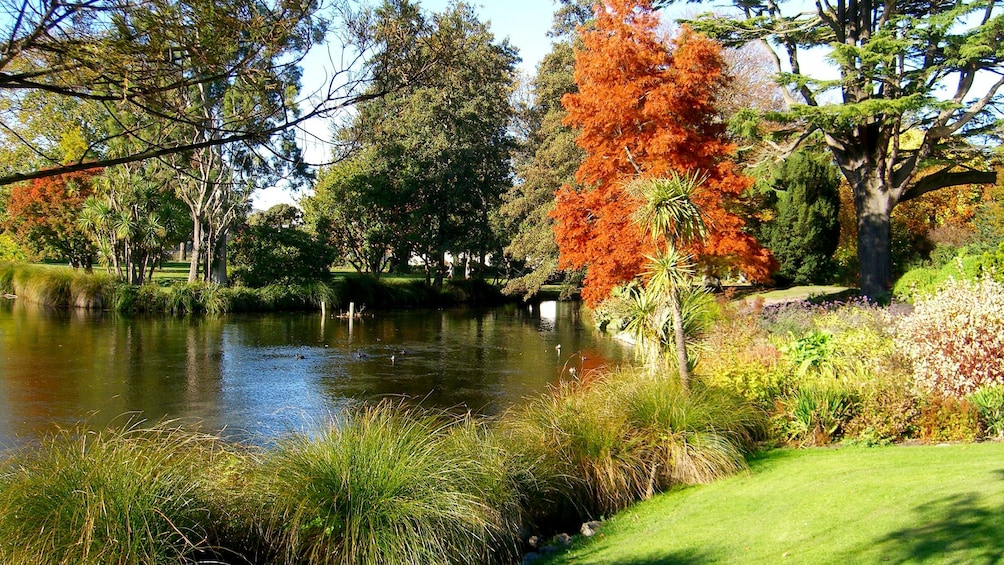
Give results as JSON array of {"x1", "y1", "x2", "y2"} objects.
[
  {"x1": 739, "y1": 285, "x2": 854, "y2": 305},
  {"x1": 545, "y1": 443, "x2": 1004, "y2": 565}
]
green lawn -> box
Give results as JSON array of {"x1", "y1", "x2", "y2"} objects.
[
  {"x1": 545, "y1": 443, "x2": 1004, "y2": 565},
  {"x1": 149, "y1": 261, "x2": 191, "y2": 283}
]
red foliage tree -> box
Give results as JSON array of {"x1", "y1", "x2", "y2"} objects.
[
  {"x1": 552, "y1": 0, "x2": 774, "y2": 305},
  {"x1": 5, "y1": 170, "x2": 99, "y2": 269}
]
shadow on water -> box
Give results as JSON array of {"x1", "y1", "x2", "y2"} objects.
[{"x1": 865, "y1": 473, "x2": 1004, "y2": 564}]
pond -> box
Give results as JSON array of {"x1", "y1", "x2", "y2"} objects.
[{"x1": 0, "y1": 299, "x2": 632, "y2": 447}]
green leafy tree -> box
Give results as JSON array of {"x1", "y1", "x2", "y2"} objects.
[
  {"x1": 501, "y1": 42, "x2": 584, "y2": 298},
  {"x1": 682, "y1": 0, "x2": 1004, "y2": 297},
  {"x1": 229, "y1": 204, "x2": 336, "y2": 287},
  {"x1": 500, "y1": 0, "x2": 592, "y2": 300},
  {"x1": 332, "y1": 0, "x2": 518, "y2": 287},
  {"x1": 0, "y1": 0, "x2": 442, "y2": 187},
  {"x1": 302, "y1": 153, "x2": 403, "y2": 277},
  {"x1": 763, "y1": 150, "x2": 842, "y2": 285}
]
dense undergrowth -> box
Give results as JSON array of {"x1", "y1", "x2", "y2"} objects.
[
  {"x1": 699, "y1": 278, "x2": 1004, "y2": 446},
  {"x1": 0, "y1": 262, "x2": 506, "y2": 314}
]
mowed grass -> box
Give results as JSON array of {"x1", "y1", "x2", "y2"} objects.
[
  {"x1": 149, "y1": 261, "x2": 192, "y2": 284},
  {"x1": 151, "y1": 262, "x2": 434, "y2": 285},
  {"x1": 545, "y1": 443, "x2": 1004, "y2": 565}
]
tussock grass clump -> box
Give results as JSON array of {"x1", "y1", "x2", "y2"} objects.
[
  {"x1": 0, "y1": 263, "x2": 114, "y2": 308},
  {"x1": 0, "y1": 423, "x2": 244, "y2": 565},
  {"x1": 249, "y1": 402, "x2": 523, "y2": 565},
  {"x1": 502, "y1": 368, "x2": 763, "y2": 525},
  {"x1": 615, "y1": 375, "x2": 762, "y2": 487},
  {"x1": 504, "y1": 379, "x2": 648, "y2": 521}
]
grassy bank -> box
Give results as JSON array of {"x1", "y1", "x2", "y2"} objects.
[
  {"x1": 0, "y1": 366, "x2": 762, "y2": 565},
  {"x1": 0, "y1": 262, "x2": 508, "y2": 313},
  {"x1": 543, "y1": 442, "x2": 1004, "y2": 565}
]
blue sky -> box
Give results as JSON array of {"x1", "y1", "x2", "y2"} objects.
[{"x1": 421, "y1": 0, "x2": 558, "y2": 72}]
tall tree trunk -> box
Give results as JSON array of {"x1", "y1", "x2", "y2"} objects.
[
  {"x1": 829, "y1": 132, "x2": 896, "y2": 299},
  {"x1": 852, "y1": 171, "x2": 894, "y2": 298},
  {"x1": 210, "y1": 231, "x2": 228, "y2": 286},
  {"x1": 188, "y1": 220, "x2": 203, "y2": 282},
  {"x1": 668, "y1": 284, "x2": 690, "y2": 389},
  {"x1": 433, "y1": 251, "x2": 445, "y2": 289}
]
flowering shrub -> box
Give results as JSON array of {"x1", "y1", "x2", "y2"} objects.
[{"x1": 896, "y1": 278, "x2": 1004, "y2": 396}]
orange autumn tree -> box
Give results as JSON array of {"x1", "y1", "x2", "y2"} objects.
[
  {"x1": 5, "y1": 170, "x2": 99, "y2": 270},
  {"x1": 552, "y1": 0, "x2": 774, "y2": 306}
]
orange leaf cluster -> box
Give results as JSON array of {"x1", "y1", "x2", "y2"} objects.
[
  {"x1": 551, "y1": 0, "x2": 774, "y2": 305},
  {"x1": 5, "y1": 170, "x2": 99, "y2": 257}
]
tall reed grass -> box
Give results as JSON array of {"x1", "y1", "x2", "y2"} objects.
[
  {"x1": 0, "y1": 262, "x2": 114, "y2": 308},
  {"x1": 248, "y1": 402, "x2": 523, "y2": 565},
  {"x1": 0, "y1": 423, "x2": 245, "y2": 565},
  {"x1": 501, "y1": 368, "x2": 764, "y2": 527},
  {"x1": 0, "y1": 374, "x2": 763, "y2": 564},
  {"x1": 1, "y1": 262, "x2": 504, "y2": 314}
]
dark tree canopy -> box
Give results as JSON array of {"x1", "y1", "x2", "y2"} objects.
[{"x1": 764, "y1": 150, "x2": 842, "y2": 285}]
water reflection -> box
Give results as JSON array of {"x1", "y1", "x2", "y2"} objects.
[{"x1": 0, "y1": 300, "x2": 630, "y2": 447}]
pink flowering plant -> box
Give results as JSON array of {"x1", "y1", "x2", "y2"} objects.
[{"x1": 896, "y1": 278, "x2": 1004, "y2": 396}]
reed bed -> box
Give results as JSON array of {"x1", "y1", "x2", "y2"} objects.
[
  {"x1": 0, "y1": 263, "x2": 114, "y2": 308},
  {"x1": 0, "y1": 365, "x2": 760, "y2": 564},
  {"x1": 0, "y1": 262, "x2": 504, "y2": 314},
  {"x1": 0, "y1": 423, "x2": 247, "y2": 565}
]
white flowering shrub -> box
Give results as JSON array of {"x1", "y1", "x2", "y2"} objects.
[{"x1": 897, "y1": 278, "x2": 1004, "y2": 396}]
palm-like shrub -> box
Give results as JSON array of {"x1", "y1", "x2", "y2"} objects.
[
  {"x1": 782, "y1": 383, "x2": 858, "y2": 446},
  {"x1": 250, "y1": 403, "x2": 522, "y2": 565},
  {"x1": 0, "y1": 424, "x2": 240, "y2": 565},
  {"x1": 967, "y1": 384, "x2": 1004, "y2": 439}
]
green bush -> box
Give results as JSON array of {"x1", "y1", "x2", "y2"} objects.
[
  {"x1": 780, "y1": 331, "x2": 835, "y2": 378},
  {"x1": 781, "y1": 383, "x2": 858, "y2": 446},
  {"x1": 0, "y1": 424, "x2": 242, "y2": 565},
  {"x1": 967, "y1": 384, "x2": 1004, "y2": 440},
  {"x1": 229, "y1": 206, "x2": 336, "y2": 288},
  {"x1": 761, "y1": 149, "x2": 841, "y2": 285},
  {"x1": 894, "y1": 245, "x2": 1004, "y2": 301},
  {"x1": 844, "y1": 377, "x2": 921, "y2": 445},
  {"x1": 0, "y1": 233, "x2": 27, "y2": 263},
  {"x1": 250, "y1": 403, "x2": 522, "y2": 565}
]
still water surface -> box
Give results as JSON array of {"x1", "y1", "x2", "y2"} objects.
[{"x1": 0, "y1": 299, "x2": 630, "y2": 446}]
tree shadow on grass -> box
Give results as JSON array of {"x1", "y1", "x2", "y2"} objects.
[
  {"x1": 869, "y1": 482, "x2": 1004, "y2": 564},
  {"x1": 546, "y1": 547, "x2": 715, "y2": 565},
  {"x1": 605, "y1": 549, "x2": 715, "y2": 565}
]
